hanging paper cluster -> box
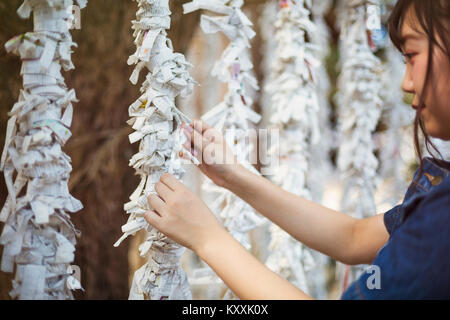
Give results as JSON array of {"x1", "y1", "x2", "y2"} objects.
[
  {"x1": 263, "y1": 0, "x2": 322, "y2": 294},
  {"x1": 306, "y1": 0, "x2": 333, "y2": 300},
  {"x1": 308, "y1": 0, "x2": 333, "y2": 204},
  {"x1": 336, "y1": 0, "x2": 382, "y2": 219},
  {"x1": 0, "y1": 0, "x2": 86, "y2": 299},
  {"x1": 250, "y1": 0, "x2": 278, "y2": 276},
  {"x1": 113, "y1": 0, "x2": 197, "y2": 300},
  {"x1": 183, "y1": 0, "x2": 265, "y2": 252},
  {"x1": 183, "y1": 0, "x2": 266, "y2": 297},
  {"x1": 335, "y1": 0, "x2": 383, "y2": 289},
  {"x1": 379, "y1": 43, "x2": 415, "y2": 205},
  {"x1": 259, "y1": 0, "x2": 278, "y2": 124}
]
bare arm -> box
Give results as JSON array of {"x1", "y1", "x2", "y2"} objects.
[
  {"x1": 185, "y1": 120, "x2": 390, "y2": 265},
  {"x1": 224, "y1": 164, "x2": 389, "y2": 265},
  {"x1": 198, "y1": 227, "x2": 313, "y2": 299},
  {"x1": 143, "y1": 120, "x2": 391, "y2": 299},
  {"x1": 145, "y1": 173, "x2": 313, "y2": 299}
]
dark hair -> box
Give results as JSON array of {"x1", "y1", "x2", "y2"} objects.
[{"x1": 388, "y1": 0, "x2": 450, "y2": 183}]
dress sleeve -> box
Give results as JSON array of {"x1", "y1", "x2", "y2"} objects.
[
  {"x1": 383, "y1": 204, "x2": 402, "y2": 235},
  {"x1": 342, "y1": 177, "x2": 450, "y2": 299},
  {"x1": 383, "y1": 167, "x2": 423, "y2": 235}
]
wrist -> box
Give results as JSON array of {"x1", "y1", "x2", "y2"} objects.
[
  {"x1": 221, "y1": 163, "x2": 246, "y2": 190},
  {"x1": 195, "y1": 226, "x2": 230, "y2": 261}
]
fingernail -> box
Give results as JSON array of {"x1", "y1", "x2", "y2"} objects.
[{"x1": 186, "y1": 125, "x2": 193, "y2": 133}]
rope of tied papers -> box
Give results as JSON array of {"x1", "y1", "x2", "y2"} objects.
[
  {"x1": 337, "y1": 0, "x2": 382, "y2": 219},
  {"x1": 306, "y1": 0, "x2": 334, "y2": 300},
  {"x1": 335, "y1": 0, "x2": 382, "y2": 288},
  {"x1": 113, "y1": 0, "x2": 198, "y2": 300},
  {"x1": 263, "y1": 0, "x2": 321, "y2": 294},
  {"x1": 379, "y1": 43, "x2": 414, "y2": 205},
  {"x1": 183, "y1": 0, "x2": 267, "y2": 298},
  {"x1": 0, "y1": 0, "x2": 86, "y2": 299}
]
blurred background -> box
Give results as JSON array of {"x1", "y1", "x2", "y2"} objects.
[{"x1": 0, "y1": 0, "x2": 440, "y2": 300}]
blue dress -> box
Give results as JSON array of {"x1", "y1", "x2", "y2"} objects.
[{"x1": 341, "y1": 157, "x2": 450, "y2": 299}]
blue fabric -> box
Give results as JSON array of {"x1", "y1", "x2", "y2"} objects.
[{"x1": 341, "y1": 157, "x2": 450, "y2": 300}]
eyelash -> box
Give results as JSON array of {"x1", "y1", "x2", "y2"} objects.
[{"x1": 402, "y1": 52, "x2": 417, "y2": 64}]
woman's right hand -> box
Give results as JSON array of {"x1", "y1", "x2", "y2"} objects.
[{"x1": 182, "y1": 120, "x2": 241, "y2": 188}]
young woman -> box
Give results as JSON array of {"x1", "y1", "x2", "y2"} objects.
[{"x1": 143, "y1": 0, "x2": 450, "y2": 299}]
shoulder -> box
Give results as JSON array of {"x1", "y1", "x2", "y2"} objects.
[
  {"x1": 347, "y1": 173, "x2": 450, "y2": 299},
  {"x1": 383, "y1": 204, "x2": 402, "y2": 235},
  {"x1": 400, "y1": 157, "x2": 450, "y2": 225},
  {"x1": 377, "y1": 176, "x2": 450, "y2": 298},
  {"x1": 404, "y1": 157, "x2": 450, "y2": 200},
  {"x1": 383, "y1": 158, "x2": 450, "y2": 235},
  {"x1": 402, "y1": 173, "x2": 450, "y2": 228}
]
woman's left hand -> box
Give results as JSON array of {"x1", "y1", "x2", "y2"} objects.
[{"x1": 144, "y1": 172, "x2": 224, "y2": 253}]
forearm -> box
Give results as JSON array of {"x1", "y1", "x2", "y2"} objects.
[
  {"x1": 224, "y1": 165, "x2": 359, "y2": 264},
  {"x1": 197, "y1": 228, "x2": 313, "y2": 300}
]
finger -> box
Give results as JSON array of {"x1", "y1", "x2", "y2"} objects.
[
  {"x1": 184, "y1": 121, "x2": 211, "y2": 145},
  {"x1": 183, "y1": 125, "x2": 198, "y2": 151},
  {"x1": 144, "y1": 210, "x2": 163, "y2": 228},
  {"x1": 203, "y1": 127, "x2": 221, "y2": 143},
  {"x1": 160, "y1": 173, "x2": 184, "y2": 191},
  {"x1": 183, "y1": 124, "x2": 213, "y2": 159},
  {"x1": 192, "y1": 119, "x2": 213, "y2": 135},
  {"x1": 155, "y1": 181, "x2": 172, "y2": 201},
  {"x1": 147, "y1": 193, "x2": 167, "y2": 216},
  {"x1": 191, "y1": 128, "x2": 205, "y2": 155},
  {"x1": 191, "y1": 128, "x2": 216, "y2": 158},
  {"x1": 179, "y1": 146, "x2": 201, "y2": 166},
  {"x1": 183, "y1": 123, "x2": 194, "y2": 138},
  {"x1": 180, "y1": 142, "x2": 195, "y2": 158},
  {"x1": 182, "y1": 136, "x2": 191, "y2": 151},
  {"x1": 179, "y1": 148, "x2": 191, "y2": 160}
]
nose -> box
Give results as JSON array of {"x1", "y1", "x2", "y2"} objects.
[{"x1": 401, "y1": 67, "x2": 414, "y2": 94}]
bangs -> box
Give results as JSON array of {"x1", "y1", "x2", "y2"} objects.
[
  {"x1": 388, "y1": 0, "x2": 424, "y2": 52},
  {"x1": 387, "y1": 0, "x2": 450, "y2": 186},
  {"x1": 388, "y1": 0, "x2": 450, "y2": 55},
  {"x1": 388, "y1": 0, "x2": 410, "y2": 52}
]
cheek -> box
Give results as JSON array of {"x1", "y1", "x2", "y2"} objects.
[
  {"x1": 437, "y1": 65, "x2": 450, "y2": 101},
  {"x1": 431, "y1": 52, "x2": 450, "y2": 112},
  {"x1": 412, "y1": 57, "x2": 429, "y2": 94}
]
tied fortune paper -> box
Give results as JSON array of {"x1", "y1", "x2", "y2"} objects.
[
  {"x1": 0, "y1": 0, "x2": 86, "y2": 300},
  {"x1": 263, "y1": 0, "x2": 320, "y2": 295},
  {"x1": 114, "y1": 0, "x2": 197, "y2": 300},
  {"x1": 183, "y1": 0, "x2": 267, "y2": 298},
  {"x1": 335, "y1": 0, "x2": 382, "y2": 287}
]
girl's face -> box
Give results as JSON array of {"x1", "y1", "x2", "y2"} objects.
[{"x1": 400, "y1": 8, "x2": 450, "y2": 140}]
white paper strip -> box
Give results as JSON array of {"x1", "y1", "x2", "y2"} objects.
[
  {"x1": 0, "y1": 0, "x2": 86, "y2": 300},
  {"x1": 183, "y1": 0, "x2": 267, "y2": 299},
  {"x1": 263, "y1": 0, "x2": 324, "y2": 295},
  {"x1": 335, "y1": 0, "x2": 383, "y2": 288},
  {"x1": 114, "y1": 0, "x2": 197, "y2": 301}
]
